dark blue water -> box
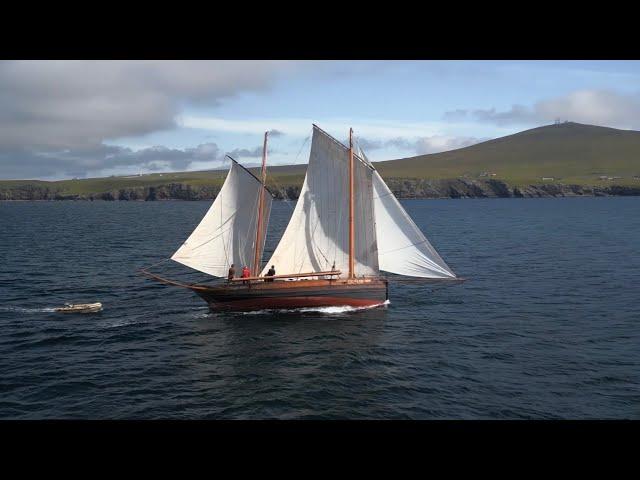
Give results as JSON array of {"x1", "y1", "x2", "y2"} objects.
[{"x1": 1, "y1": 198, "x2": 638, "y2": 419}]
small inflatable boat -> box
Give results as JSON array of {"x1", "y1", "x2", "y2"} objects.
[{"x1": 54, "y1": 302, "x2": 103, "y2": 313}]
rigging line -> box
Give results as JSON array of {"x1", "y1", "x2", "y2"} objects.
[
  {"x1": 373, "y1": 191, "x2": 394, "y2": 200},
  {"x1": 226, "y1": 155, "x2": 274, "y2": 196},
  {"x1": 378, "y1": 239, "x2": 432, "y2": 255},
  {"x1": 274, "y1": 132, "x2": 310, "y2": 205},
  {"x1": 222, "y1": 173, "x2": 230, "y2": 268},
  {"x1": 312, "y1": 124, "x2": 373, "y2": 170},
  {"x1": 312, "y1": 216, "x2": 330, "y2": 266},
  {"x1": 187, "y1": 213, "x2": 237, "y2": 251},
  {"x1": 268, "y1": 174, "x2": 296, "y2": 212},
  {"x1": 332, "y1": 154, "x2": 345, "y2": 266},
  {"x1": 295, "y1": 134, "x2": 311, "y2": 162},
  {"x1": 251, "y1": 185, "x2": 262, "y2": 270},
  {"x1": 140, "y1": 257, "x2": 171, "y2": 272},
  {"x1": 221, "y1": 195, "x2": 230, "y2": 268},
  {"x1": 261, "y1": 132, "x2": 309, "y2": 211}
]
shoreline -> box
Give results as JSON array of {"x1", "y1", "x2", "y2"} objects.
[
  {"x1": 2, "y1": 178, "x2": 639, "y2": 202},
  {"x1": 2, "y1": 192, "x2": 639, "y2": 202}
]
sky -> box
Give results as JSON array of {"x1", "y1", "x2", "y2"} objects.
[{"x1": 1, "y1": 60, "x2": 640, "y2": 180}]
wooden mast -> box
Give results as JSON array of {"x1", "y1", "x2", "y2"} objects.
[
  {"x1": 348, "y1": 127, "x2": 355, "y2": 279},
  {"x1": 253, "y1": 131, "x2": 269, "y2": 276}
]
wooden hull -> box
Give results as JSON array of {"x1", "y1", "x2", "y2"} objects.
[{"x1": 189, "y1": 278, "x2": 388, "y2": 312}]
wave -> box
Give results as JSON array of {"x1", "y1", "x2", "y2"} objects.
[
  {"x1": 239, "y1": 300, "x2": 391, "y2": 316},
  {"x1": 0, "y1": 306, "x2": 57, "y2": 313}
]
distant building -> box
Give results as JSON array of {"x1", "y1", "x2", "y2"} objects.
[{"x1": 542, "y1": 177, "x2": 554, "y2": 181}]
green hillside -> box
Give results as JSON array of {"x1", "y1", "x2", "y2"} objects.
[
  {"x1": 0, "y1": 163, "x2": 308, "y2": 197},
  {"x1": 375, "y1": 122, "x2": 640, "y2": 187},
  {"x1": 1, "y1": 122, "x2": 639, "y2": 198}
]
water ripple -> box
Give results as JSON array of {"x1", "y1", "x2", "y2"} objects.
[{"x1": 1, "y1": 198, "x2": 639, "y2": 419}]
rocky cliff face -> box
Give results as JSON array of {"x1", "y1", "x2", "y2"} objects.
[
  {"x1": 381, "y1": 178, "x2": 640, "y2": 199},
  {"x1": 1, "y1": 178, "x2": 639, "y2": 201}
]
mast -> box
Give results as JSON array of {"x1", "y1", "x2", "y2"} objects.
[
  {"x1": 252, "y1": 131, "x2": 269, "y2": 276},
  {"x1": 348, "y1": 127, "x2": 355, "y2": 279}
]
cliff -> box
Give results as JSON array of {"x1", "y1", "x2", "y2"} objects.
[{"x1": 2, "y1": 178, "x2": 637, "y2": 201}]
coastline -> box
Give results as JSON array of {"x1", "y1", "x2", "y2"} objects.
[{"x1": 1, "y1": 178, "x2": 639, "y2": 201}]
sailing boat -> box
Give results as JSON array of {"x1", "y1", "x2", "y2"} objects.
[{"x1": 141, "y1": 125, "x2": 460, "y2": 311}]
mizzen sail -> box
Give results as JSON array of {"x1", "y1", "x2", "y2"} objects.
[{"x1": 171, "y1": 159, "x2": 272, "y2": 277}]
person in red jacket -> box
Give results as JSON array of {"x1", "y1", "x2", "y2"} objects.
[{"x1": 241, "y1": 265, "x2": 251, "y2": 284}]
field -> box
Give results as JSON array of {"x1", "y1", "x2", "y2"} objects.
[{"x1": 374, "y1": 122, "x2": 640, "y2": 187}]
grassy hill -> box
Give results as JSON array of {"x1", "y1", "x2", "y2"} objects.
[
  {"x1": 375, "y1": 122, "x2": 640, "y2": 187},
  {"x1": 0, "y1": 163, "x2": 308, "y2": 198},
  {"x1": 1, "y1": 122, "x2": 639, "y2": 199}
]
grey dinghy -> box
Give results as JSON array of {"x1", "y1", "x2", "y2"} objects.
[{"x1": 54, "y1": 302, "x2": 103, "y2": 313}]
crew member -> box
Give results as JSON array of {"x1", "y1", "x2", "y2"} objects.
[
  {"x1": 241, "y1": 265, "x2": 251, "y2": 284},
  {"x1": 227, "y1": 264, "x2": 235, "y2": 282},
  {"x1": 265, "y1": 265, "x2": 276, "y2": 282}
]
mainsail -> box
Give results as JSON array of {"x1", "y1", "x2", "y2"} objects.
[
  {"x1": 264, "y1": 125, "x2": 456, "y2": 280},
  {"x1": 171, "y1": 159, "x2": 272, "y2": 277},
  {"x1": 262, "y1": 125, "x2": 378, "y2": 277}
]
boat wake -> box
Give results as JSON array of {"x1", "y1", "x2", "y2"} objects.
[
  {"x1": 0, "y1": 306, "x2": 58, "y2": 314},
  {"x1": 239, "y1": 300, "x2": 390, "y2": 316}
]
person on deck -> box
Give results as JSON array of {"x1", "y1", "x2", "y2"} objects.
[
  {"x1": 241, "y1": 265, "x2": 251, "y2": 284},
  {"x1": 227, "y1": 264, "x2": 235, "y2": 282},
  {"x1": 265, "y1": 265, "x2": 276, "y2": 282}
]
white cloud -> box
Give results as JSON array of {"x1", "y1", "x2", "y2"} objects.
[
  {"x1": 0, "y1": 61, "x2": 299, "y2": 150},
  {"x1": 355, "y1": 135, "x2": 486, "y2": 156},
  {"x1": 444, "y1": 89, "x2": 640, "y2": 129},
  {"x1": 180, "y1": 115, "x2": 453, "y2": 140},
  {"x1": 0, "y1": 60, "x2": 302, "y2": 178}
]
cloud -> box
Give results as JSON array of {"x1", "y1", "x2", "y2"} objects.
[
  {"x1": 0, "y1": 61, "x2": 299, "y2": 178},
  {"x1": 411, "y1": 136, "x2": 486, "y2": 154},
  {"x1": 355, "y1": 135, "x2": 486, "y2": 156},
  {"x1": 441, "y1": 109, "x2": 469, "y2": 122},
  {"x1": 226, "y1": 146, "x2": 265, "y2": 158},
  {"x1": 443, "y1": 89, "x2": 640, "y2": 129},
  {"x1": 0, "y1": 142, "x2": 224, "y2": 180},
  {"x1": 268, "y1": 129, "x2": 285, "y2": 137},
  {"x1": 180, "y1": 116, "x2": 447, "y2": 140},
  {"x1": 0, "y1": 61, "x2": 297, "y2": 150}
]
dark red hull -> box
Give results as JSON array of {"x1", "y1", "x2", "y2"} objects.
[{"x1": 189, "y1": 278, "x2": 388, "y2": 312}]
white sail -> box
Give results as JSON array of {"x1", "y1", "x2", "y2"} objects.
[
  {"x1": 372, "y1": 169, "x2": 456, "y2": 278},
  {"x1": 262, "y1": 125, "x2": 378, "y2": 277},
  {"x1": 171, "y1": 160, "x2": 272, "y2": 277}
]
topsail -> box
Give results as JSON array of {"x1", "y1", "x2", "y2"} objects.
[{"x1": 171, "y1": 159, "x2": 272, "y2": 277}]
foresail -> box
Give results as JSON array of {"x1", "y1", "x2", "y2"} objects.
[
  {"x1": 171, "y1": 161, "x2": 272, "y2": 277},
  {"x1": 372, "y1": 170, "x2": 456, "y2": 278},
  {"x1": 262, "y1": 126, "x2": 378, "y2": 277}
]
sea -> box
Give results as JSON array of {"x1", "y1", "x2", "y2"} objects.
[{"x1": 0, "y1": 197, "x2": 638, "y2": 419}]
